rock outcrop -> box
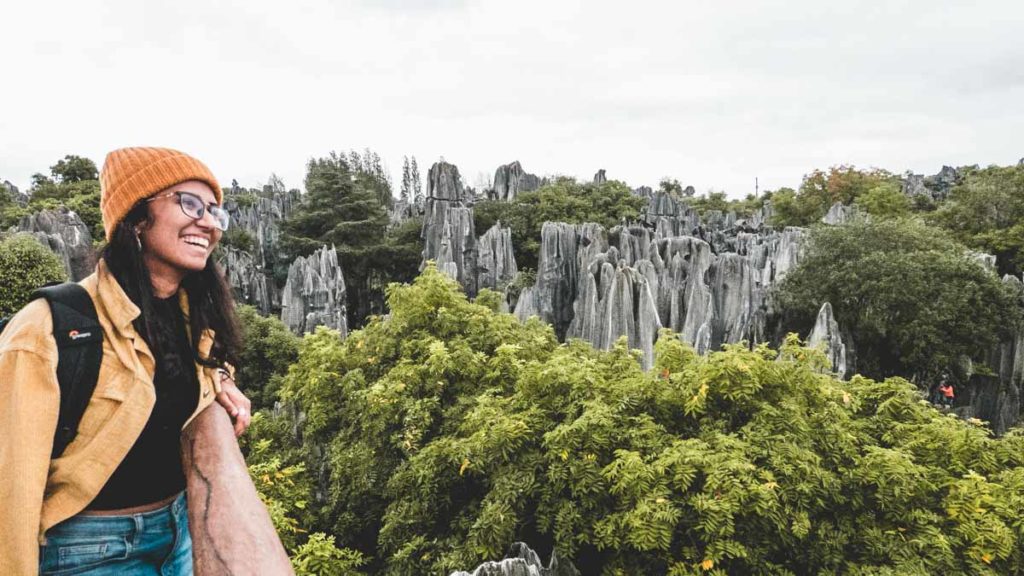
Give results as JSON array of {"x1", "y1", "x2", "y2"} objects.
[
  {"x1": 822, "y1": 202, "x2": 859, "y2": 225},
  {"x1": 449, "y1": 542, "x2": 579, "y2": 576},
  {"x1": 902, "y1": 166, "x2": 961, "y2": 203},
  {"x1": 962, "y1": 275, "x2": 1024, "y2": 435},
  {"x1": 280, "y1": 245, "x2": 348, "y2": 336},
  {"x1": 807, "y1": 302, "x2": 847, "y2": 377},
  {"x1": 592, "y1": 169, "x2": 607, "y2": 185},
  {"x1": 221, "y1": 182, "x2": 299, "y2": 313},
  {"x1": 17, "y1": 207, "x2": 95, "y2": 281},
  {"x1": 218, "y1": 246, "x2": 273, "y2": 314},
  {"x1": 421, "y1": 161, "x2": 479, "y2": 295},
  {"x1": 515, "y1": 202, "x2": 806, "y2": 368},
  {"x1": 3, "y1": 180, "x2": 28, "y2": 206},
  {"x1": 476, "y1": 223, "x2": 517, "y2": 291},
  {"x1": 491, "y1": 161, "x2": 542, "y2": 202}
]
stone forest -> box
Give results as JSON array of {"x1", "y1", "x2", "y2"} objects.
[{"x1": 3, "y1": 154, "x2": 1024, "y2": 574}]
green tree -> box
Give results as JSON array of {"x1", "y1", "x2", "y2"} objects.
[
  {"x1": 282, "y1": 152, "x2": 422, "y2": 328},
  {"x1": 0, "y1": 233, "x2": 67, "y2": 317},
  {"x1": 50, "y1": 155, "x2": 98, "y2": 184},
  {"x1": 260, "y1": 264, "x2": 1024, "y2": 575},
  {"x1": 854, "y1": 180, "x2": 911, "y2": 218},
  {"x1": 771, "y1": 166, "x2": 900, "y2": 226},
  {"x1": 236, "y1": 305, "x2": 302, "y2": 410},
  {"x1": 930, "y1": 163, "x2": 1024, "y2": 276},
  {"x1": 23, "y1": 156, "x2": 103, "y2": 240},
  {"x1": 777, "y1": 218, "x2": 1020, "y2": 380}
]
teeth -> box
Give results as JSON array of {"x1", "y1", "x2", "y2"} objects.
[{"x1": 183, "y1": 235, "x2": 209, "y2": 248}]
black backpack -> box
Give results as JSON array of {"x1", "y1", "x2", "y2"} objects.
[{"x1": 0, "y1": 283, "x2": 104, "y2": 458}]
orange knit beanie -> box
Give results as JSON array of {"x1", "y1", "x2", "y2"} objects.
[{"x1": 99, "y1": 147, "x2": 222, "y2": 241}]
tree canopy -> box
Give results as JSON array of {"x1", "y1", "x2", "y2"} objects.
[
  {"x1": 777, "y1": 218, "x2": 1020, "y2": 380},
  {"x1": 0, "y1": 233, "x2": 67, "y2": 317},
  {"x1": 245, "y1": 263, "x2": 1024, "y2": 575},
  {"x1": 930, "y1": 163, "x2": 1024, "y2": 277},
  {"x1": 23, "y1": 155, "x2": 103, "y2": 240},
  {"x1": 771, "y1": 166, "x2": 900, "y2": 227},
  {"x1": 281, "y1": 151, "x2": 422, "y2": 328}
]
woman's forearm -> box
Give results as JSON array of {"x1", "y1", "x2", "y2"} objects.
[{"x1": 181, "y1": 403, "x2": 293, "y2": 575}]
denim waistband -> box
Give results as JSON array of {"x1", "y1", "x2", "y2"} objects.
[{"x1": 47, "y1": 491, "x2": 187, "y2": 537}]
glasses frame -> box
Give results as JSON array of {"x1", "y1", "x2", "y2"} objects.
[{"x1": 146, "y1": 190, "x2": 230, "y2": 231}]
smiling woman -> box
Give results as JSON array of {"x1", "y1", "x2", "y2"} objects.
[{"x1": 0, "y1": 147, "x2": 254, "y2": 574}]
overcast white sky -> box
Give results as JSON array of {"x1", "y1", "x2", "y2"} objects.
[{"x1": 2, "y1": 0, "x2": 1022, "y2": 198}]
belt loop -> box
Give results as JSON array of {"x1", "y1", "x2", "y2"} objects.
[{"x1": 133, "y1": 513, "x2": 144, "y2": 548}]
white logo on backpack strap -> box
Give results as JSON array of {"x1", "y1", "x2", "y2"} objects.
[{"x1": 68, "y1": 330, "x2": 93, "y2": 340}]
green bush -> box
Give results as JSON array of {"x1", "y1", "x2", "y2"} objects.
[
  {"x1": 0, "y1": 233, "x2": 67, "y2": 317},
  {"x1": 236, "y1": 305, "x2": 302, "y2": 410},
  {"x1": 264, "y1": 263, "x2": 1024, "y2": 575},
  {"x1": 777, "y1": 218, "x2": 1020, "y2": 380}
]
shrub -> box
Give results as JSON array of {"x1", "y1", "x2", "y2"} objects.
[{"x1": 0, "y1": 233, "x2": 67, "y2": 317}]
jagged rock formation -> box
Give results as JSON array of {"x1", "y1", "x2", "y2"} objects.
[
  {"x1": 221, "y1": 183, "x2": 298, "y2": 312},
  {"x1": 449, "y1": 542, "x2": 579, "y2": 576},
  {"x1": 280, "y1": 245, "x2": 348, "y2": 336},
  {"x1": 16, "y1": 207, "x2": 95, "y2": 281},
  {"x1": 389, "y1": 196, "x2": 424, "y2": 225},
  {"x1": 477, "y1": 223, "x2": 517, "y2": 291},
  {"x1": 807, "y1": 302, "x2": 847, "y2": 377},
  {"x1": 421, "y1": 161, "x2": 479, "y2": 295},
  {"x1": 3, "y1": 180, "x2": 28, "y2": 206},
  {"x1": 515, "y1": 200, "x2": 806, "y2": 368},
  {"x1": 970, "y1": 251, "x2": 998, "y2": 273},
  {"x1": 822, "y1": 202, "x2": 859, "y2": 225},
  {"x1": 902, "y1": 166, "x2": 961, "y2": 203},
  {"x1": 491, "y1": 161, "x2": 542, "y2": 201},
  {"x1": 592, "y1": 169, "x2": 607, "y2": 185},
  {"x1": 218, "y1": 246, "x2": 272, "y2": 314},
  {"x1": 960, "y1": 275, "x2": 1024, "y2": 435},
  {"x1": 633, "y1": 185, "x2": 654, "y2": 198}
]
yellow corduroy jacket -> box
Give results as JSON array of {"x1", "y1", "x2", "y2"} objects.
[{"x1": 0, "y1": 259, "x2": 225, "y2": 575}]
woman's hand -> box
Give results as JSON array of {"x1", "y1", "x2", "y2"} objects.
[{"x1": 215, "y1": 369, "x2": 252, "y2": 437}]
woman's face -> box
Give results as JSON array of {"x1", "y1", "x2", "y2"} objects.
[{"x1": 139, "y1": 180, "x2": 222, "y2": 287}]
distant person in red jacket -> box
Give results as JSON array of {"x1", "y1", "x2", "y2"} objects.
[{"x1": 938, "y1": 381, "x2": 955, "y2": 408}]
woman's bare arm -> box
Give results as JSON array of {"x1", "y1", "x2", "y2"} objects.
[{"x1": 181, "y1": 403, "x2": 293, "y2": 575}]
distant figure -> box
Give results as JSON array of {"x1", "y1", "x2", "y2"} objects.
[{"x1": 939, "y1": 381, "x2": 955, "y2": 408}]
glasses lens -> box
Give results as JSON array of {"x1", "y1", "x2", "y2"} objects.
[
  {"x1": 210, "y1": 206, "x2": 230, "y2": 231},
  {"x1": 178, "y1": 193, "x2": 205, "y2": 219}
]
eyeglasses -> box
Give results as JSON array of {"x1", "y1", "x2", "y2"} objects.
[{"x1": 147, "y1": 191, "x2": 230, "y2": 231}]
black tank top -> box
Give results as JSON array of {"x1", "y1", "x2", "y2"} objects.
[{"x1": 86, "y1": 296, "x2": 200, "y2": 510}]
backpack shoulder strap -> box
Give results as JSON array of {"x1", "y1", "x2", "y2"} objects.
[{"x1": 32, "y1": 283, "x2": 104, "y2": 458}]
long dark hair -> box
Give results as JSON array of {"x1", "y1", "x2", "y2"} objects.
[{"x1": 101, "y1": 201, "x2": 241, "y2": 369}]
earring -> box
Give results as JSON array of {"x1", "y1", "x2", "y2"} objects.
[{"x1": 134, "y1": 229, "x2": 142, "y2": 251}]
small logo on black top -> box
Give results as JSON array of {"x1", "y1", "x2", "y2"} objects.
[{"x1": 68, "y1": 330, "x2": 92, "y2": 341}]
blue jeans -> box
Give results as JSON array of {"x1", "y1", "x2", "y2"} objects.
[{"x1": 39, "y1": 491, "x2": 192, "y2": 575}]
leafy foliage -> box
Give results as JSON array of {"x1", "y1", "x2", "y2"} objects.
[
  {"x1": 930, "y1": 163, "x2": 1024, "y2": 276},
  {"x1": 771, "y1": 166, "x2": 899, "y2": 227},
  {"x1": 245, "y1": 425, "x2": 368, "y2": 575},
  {"x1": 473, "y1": 177, "x2": 646, "y2": 270},
  {"x1": 777, "y1": 218, "x2": 1020, "y2": 380},
  {"x1": 236, "y1": 305, "x2": 301, "y2": 410},
  {"x1": 25, "y1": 155, "x2": 103, "y2": 240},
  {"x1": 686, "y1": 190, "x2": 766, "y2": 218},
  {"x1": 257, "y1": 264, "x2": 1024, "y2": 575},
  {"x1": 0, "y1": 233, "x2": 67, "y2": 317}
]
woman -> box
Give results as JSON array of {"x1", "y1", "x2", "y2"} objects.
[{"x1": 0, "y1": 147, "x2": 252, "y2": 575}]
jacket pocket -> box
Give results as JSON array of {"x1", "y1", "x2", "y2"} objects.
[{"x1": 71, "y1": 357, "x2": 136, "y2": 443}]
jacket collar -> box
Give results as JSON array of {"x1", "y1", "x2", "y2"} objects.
[
  {"x1": 94, "y1": 258, "x2": 214, "y2": 360},
  {"x1": 95, "y1": 258, "x2": 193, "y2": 333}
]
